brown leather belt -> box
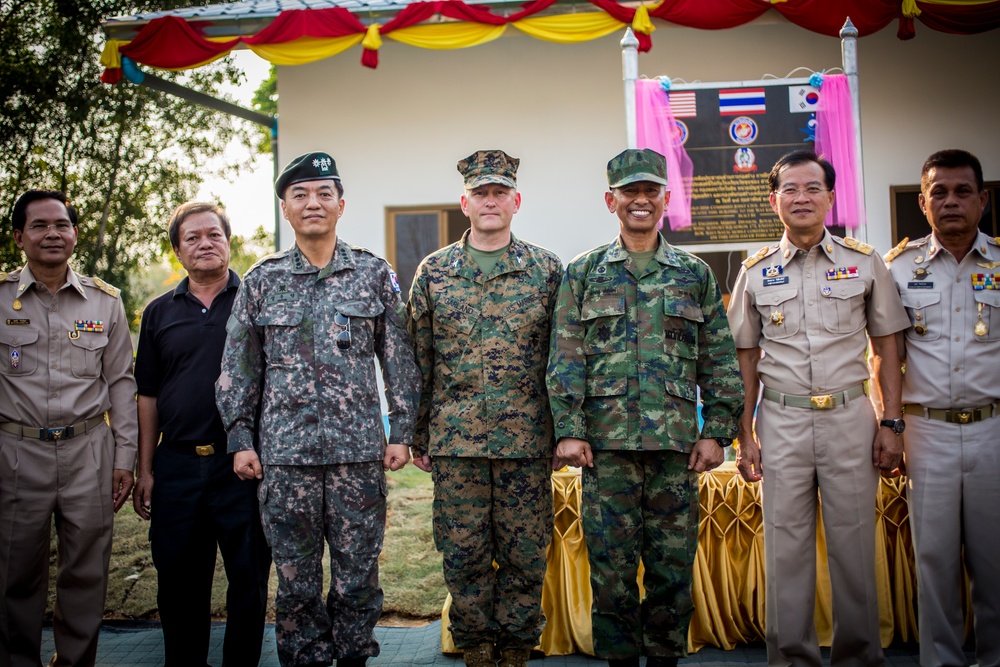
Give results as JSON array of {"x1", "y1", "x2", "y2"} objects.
[
  {"x1": 0, "y1": 414, "x2": 107, "y2": 441},
  {"x1": 762, "y1": 383, "x2": 866, "y2": 410},
  {"x1": 903, "y1": 402, "x2": 999, "y2": 424}
]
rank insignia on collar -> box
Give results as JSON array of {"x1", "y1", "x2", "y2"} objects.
[
  {"x1": 763, "y1": 265, "x2": 782, "y2": 278},
  {"x1": 74, "y1": 319, "x2": 104, "y2": 333},
  {"x1": 826, "y1": 266, "x2": 858, "y2": 280}
]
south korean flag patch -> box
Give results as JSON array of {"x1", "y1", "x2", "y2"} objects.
[{"x1": 389, "y1": 271, "x2": 401, "y2": 294}]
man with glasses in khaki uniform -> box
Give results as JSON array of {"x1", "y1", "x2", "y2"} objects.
[
  {"x1": 728, "y1": 151, "x2": 910, "y2": 667},
  {"x1": 0, "y1": 190, "x2": 137, "y2": 667}
]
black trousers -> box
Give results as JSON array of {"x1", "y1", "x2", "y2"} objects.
[{"x1": 150, "y1": 442, "x2": 272, "y2": 667}]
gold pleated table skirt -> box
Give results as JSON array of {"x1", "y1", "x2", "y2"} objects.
[{"x1": 441, "y1": 462, "x2": 945, "y2": 654}]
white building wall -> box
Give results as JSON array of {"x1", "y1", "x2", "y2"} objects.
[{"x1": 275, "y1": 18, "x2": 1000, "y2": 261}]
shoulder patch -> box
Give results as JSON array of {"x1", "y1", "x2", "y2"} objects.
[
  {"x1": 743, "y1": 245, "x2": 779, "y2": 269},
  {"x1": 91, "y1": 276, "x2": 121, "y2": 298},
  {"x1": 883, "y1": 237, "x2": 910, "y2": 264}
]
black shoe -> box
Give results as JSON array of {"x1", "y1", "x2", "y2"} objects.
[
  {"x1": 609, "y1": 659, "x2": 640, "y2": 667},
  {"x1": 646, "y1": 658, "x2": 678, "y2": 667}
]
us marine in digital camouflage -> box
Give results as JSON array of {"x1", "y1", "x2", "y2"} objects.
[
  {"x1": 216, "y1": 152, "x2": 421, "y2": 667},
  {"x1": 407, "y1": 150, "x2": 563, "y2": 667},
  {"x1": 546, "y1": 148, "x2": 743, "y2": 667}
]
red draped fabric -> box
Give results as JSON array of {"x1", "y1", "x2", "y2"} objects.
[
  {"x1": 244, "y1": 7, "x2": 365, "y2": 43},
  {"x1": 648, "y1": 0, "x2": 768, "y2": 31},
  {"x1": 770, "y1": 0, "x2": 898, "y2": 37},
  {"x1": 118, "y1": 15, "x2": 237, "y2": 68},
  {"x1": 102, "y1": 0, "x2": 1000, "y2": 79},
  {"x1": 916, "y1": 1, "x2": 1000, "y2": 34}
]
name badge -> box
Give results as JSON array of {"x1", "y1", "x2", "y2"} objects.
[
  {"x1": 763, "y1": 276, "x2": 790, "y2": 287},
  {"x1": 907, "y1": 281, "x2": 934, "y2": 289}
]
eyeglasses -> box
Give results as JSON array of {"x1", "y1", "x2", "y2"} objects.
[
  {"x1": 25, "y1": 222, "x2": 74, "y2": 234},
  {"x1": 775, "y1": 186, "x2": 830, "y2": 198},
  {"x1": 335, "y1": 311, "x2": 351, "y2": 350}
]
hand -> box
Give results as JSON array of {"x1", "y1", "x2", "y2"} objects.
[
  {"x1": 873, "y1": 427, "x2": 903, "y2": 473},
  {"x1": 112, "y1": 469, "x2": 134, "y2": 513},
  {"x1": 687, "y1": 438, "x2": 725, "y2": 473},
  {"x1": 411, "y1": 454, "x2": 432, "y2": 473},
  {"x1": 234, "y1": 450, "x2": 263, "y2": 480},
  {"x1": 555, "y1": 437, "x2": 594, "y2": 468},
  {"x1": 132, "y1": 472, "x2": 153, "y2": 520},
  {"x1": 551, "y1": 453, "x2": 567, "y2": 471},
  {"x1": 384, "y1": 444, "x2": 410, "y2": 471},
  {"x1": 736, "y1": 432, "x2": 763, "y2": 483}
]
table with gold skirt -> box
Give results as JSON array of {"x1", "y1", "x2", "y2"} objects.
[{"x1": 442, "y1": 462, "x2": 940, "y2": 655}]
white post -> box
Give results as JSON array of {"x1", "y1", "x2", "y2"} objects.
[
  {"x1": 621, "y1": 27, "x2": 639, "y2": 148},
  {"x1": 840, "y1": 17, "x2": 867, "y2": 242}
]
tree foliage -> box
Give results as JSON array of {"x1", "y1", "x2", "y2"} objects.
[
  {"x1": 251, "y1": 65, "x2": 277, "y2": 154},
  {"x1": 0, "y1": 0, "x2": 257, "y2": 321}
]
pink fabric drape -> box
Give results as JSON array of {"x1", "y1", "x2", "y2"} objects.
[
  {"x1": 814, "y1": 74, "x2": 863, "y2": 229},
  {"x1": 636, "y1": 79, "x2": 694, "y2": 231}
]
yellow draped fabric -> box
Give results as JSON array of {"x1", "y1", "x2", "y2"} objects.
[
  {"x1": 511, "y1": 13, "x2": 625, "y2": 44},
  {"x1": 441, "y1": 463, "x2": 957, "y2": 655},
  {"x1": 246, "y1": 35, "x2": 365, "y2": 66},
  {"x1": 387, "y1": 22, "x2": 506, "y2": 49}
]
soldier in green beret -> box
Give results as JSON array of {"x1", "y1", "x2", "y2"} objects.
[
  {"x1": 217, "y1": 151, "x2": 421, "y2": 667},
  {"x1": 546, "y1": 148, "x2": 743, "y2": 667},
  {"x1": 407, "y1": 150, "x2": 563, "y2": 667}
]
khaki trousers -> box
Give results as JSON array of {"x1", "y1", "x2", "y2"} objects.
[
  {"x1": 757, "y1": 395, "x2": 883, "y2": 667},
  {"x1": 0, "y1": 424, "x2": 115, "y2": 667},
  {"x1": 904, "y1": 413, "x2": 1000, "y2": 667}
]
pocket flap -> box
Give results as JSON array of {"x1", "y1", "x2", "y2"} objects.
[
  {"x1": 338, "y1": 299, "x2": 385, "y2": 318},
  {"x1": 973, "y1": 290, "x2": 1000, "y2": 308},
  {"x1": 665, "y1": 377, "x2": 697, "y2": 402},
  {"x1": 258, "y1": 303, "x2": 305, "y2": 326},
  {"x1": 581, "y1": 288, "x2": 625, "y2": 321},
  {"x1": 824, "y1": 281, "x2": 866, "y2": 300},
  {"x1": 69, "y1": 333, "x2": 109, "y2": 350},
  {"x1": 585, "y1": 375, "x2": 627, "y2": 397},
  {"x1": 762, "y1": 287, "x2": 798, "y2": 307},
  {"x1": 899, "y1": 292, "x2": 941, "y2": 309},
  {"x1": 0, "y1": 329, "x2": 39, "y2": 346}
]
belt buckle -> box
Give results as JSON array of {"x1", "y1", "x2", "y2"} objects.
[
  {"x1": 811, "y1": 395, "x2": 833, "y2": 409},
  {"x1": 46, "y1": 427, "x2": 66, "y2": 440},
  {"x1": 195, "y1": 444, "x2": 215, "y2": 456},
  {"x1": 953, "y1": 410, "x2": 973, "y2": 424}
]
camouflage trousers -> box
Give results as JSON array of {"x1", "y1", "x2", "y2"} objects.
[
  {"x1": 431, "y1": 457, "x2": 552, "y2": 650},
  {"x1": 581, "y1": 450, "x2": 699, "y2": 659},
  {"x1": 259, "y1": 463, "x2": 387, "y2": 666}
]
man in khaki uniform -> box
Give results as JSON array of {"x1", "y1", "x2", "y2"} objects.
[
  {"x1": 0, "y1": 190, "x2": 137, "y2": 667},
  {"x1": 727, "y1": 151, "x2": 909, "y2": 667},
  {"x1": 407, "y1": 150, "x2": 562, "y2": 667},
  {"x1": 884, "y1": 149, "x2": 1000, "y2": 667}
]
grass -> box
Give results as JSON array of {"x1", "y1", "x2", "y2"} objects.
[{"x1": 47, "y1": 465, "x2": 446, "y2": 623}]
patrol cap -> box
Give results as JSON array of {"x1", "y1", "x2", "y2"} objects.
[
  {"x1": 457, "y1": 150, "x2": 519, "y2": 189},
  {"x1": 607, "y1": 148, "x2": 668, "y2": 188},
  {"x1": 275, "y1": 152, "x2": 341, "y2": 199}
]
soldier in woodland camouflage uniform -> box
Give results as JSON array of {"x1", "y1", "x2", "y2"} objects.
[
  {"x1": 216, "y1": 152, "x2": 420, "y2": 667},
  {"x1": 546, "y1": 149, "x2": 743, "y2": 667},
  {"x1": 407, "y1": 150, "x2": 562, "y2": 667}
]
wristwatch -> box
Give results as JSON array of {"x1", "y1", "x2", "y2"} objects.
[
  {"x1": 714, "y1": 437, "x2": 734, "y2": 448},
  {"x1": 879, "y1": 418, "x2": 906, "y2": 435}
]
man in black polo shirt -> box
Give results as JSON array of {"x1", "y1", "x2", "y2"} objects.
[{"x1": 133, "y1": 201, "x2": 271, "y2": 667}]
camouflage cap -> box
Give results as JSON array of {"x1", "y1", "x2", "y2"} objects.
[
  {"x1": 607, "y1": 148, "x2": 668, "y2": 188},
  {"x1": 457, "y1": 150, "x2": 519, "y2": 189},
  {"x1": 275, "y1": 151, "x2": 341, "y2": 199}
]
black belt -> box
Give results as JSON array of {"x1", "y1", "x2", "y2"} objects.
[
  {"x1": 903, "y1": 402, "x2": 999, "y2": 424},
  {"x1": 0, "y1": 414, "x2": 107, "y2": 441},
  {"x1": 161, "y1": 440, "x2": 221, "y2": 457}
]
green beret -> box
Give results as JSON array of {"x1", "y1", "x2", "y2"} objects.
[
  {"x1": 457, "y1": 150, "x2": 519, "y2": 189},
  {"x1": 607, "y1": 148, "x2": 668, "y2": 188},
  {"x1": 275, "y1": 152, "x2": 341, "y2": 199}
]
